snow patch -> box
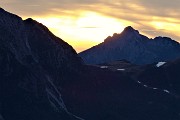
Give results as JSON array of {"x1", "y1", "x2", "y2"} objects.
[
  {"x1": 143, "y1": 85, "x2": 148, "y2": 87},
  {"x1": 137, "y1": 81, "x2": 141, "y2": 83},
  {"x1": 163, "y1": 89, "x2": 170, "y2": 93},
  {"x1": 156, "y1": 62, "x2": 166, "y2": 67},
  {"x1": 117, "y1": 69, "x2": 125, "y2": 71},
  {"x1": 100, "y1": 66, "x2": 108, "y2": 69},
  {"x1": 45, "y1": 76, "x2": 68, "y2": 111}
]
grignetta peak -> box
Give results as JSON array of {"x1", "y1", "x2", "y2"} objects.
[
  {"x1": 79, "y1": 26, "x2": 180, "y2": 65},
  {"x1": 123, "y1": 26, "x2": 137, "y2": 32}
]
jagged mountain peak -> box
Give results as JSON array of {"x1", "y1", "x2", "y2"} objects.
[
  {"x1": 121, "y1": 26, "x2": 139, "y2": 35},
  {"x1": 24, "y1": 17, "x2": 53, "y2": 35},
  {"x1": 104, "y1": 26, "x2": 142, "y2": 43},
  {"x1": 79, "y1": 27, "x2": 180, "y2": 65},
  {"x1": 123, "y1": 26, "x2": 136, "y2": 32},
  {"x1": 25, "y1": 18, "x2": 43, "y2": 25},
  {"x1": 25, "y1": 18, "x2": 34, "y2": 22}
]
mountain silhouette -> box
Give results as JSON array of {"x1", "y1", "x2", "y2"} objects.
[
  {"x1": 0, "y1": 8, "x2": 180, "y2": 120},
  {"x1": 0, "y1": 8, "x2": 82, "y2": 120},
  {"x1": 79, "y1": 26, "x2": 180, "y2": 65}
]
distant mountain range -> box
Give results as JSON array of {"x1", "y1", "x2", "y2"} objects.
[
  {"x1": 79, "y1": 26, "x2": 180, "y2": 65},
  {"x1": 0, "y1": 8, "x2": 180, "y2": 120}
]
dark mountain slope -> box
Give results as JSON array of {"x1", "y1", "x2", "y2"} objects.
[
  {"x1": 136, "y1": 59, "x2": 180, "y2": 96},
  {"x1": 24, "y1": 18, "x2": 82, "y2": 82},
  {"x1": 61, "y1": 64, "x2": 180, "y2": 120},
  {"x1": 0, "y1": 8, "x2": 82, "y2": 120},
  {"x1": 79, "y1": 26, "x2": 180, "y2": 65}
]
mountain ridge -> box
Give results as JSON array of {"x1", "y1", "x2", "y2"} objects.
[
  {"x1": 79, "y1": 26, "x2": 180, "y2": 65},
  {"x1": 0, "y1": 8, "x2": 82, "y2": 120}
]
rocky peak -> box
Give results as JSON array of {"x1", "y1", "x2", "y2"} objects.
[
  {"x1": 104, "y1": 26, "x2": 141, "y2": 43},
  {"x1": 79, "y1": 26, "x2": 180, "y2": 65},
  {"x1": 124, "y1": 26, "x2": 135, "y2": 31},
  {"x1": 121, "y1": 26, "x2": 139, "y2": 35}
]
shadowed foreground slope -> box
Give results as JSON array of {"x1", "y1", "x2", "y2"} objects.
[{"x1": 0, "y1": 8, "x2": 82, "y2": 120}]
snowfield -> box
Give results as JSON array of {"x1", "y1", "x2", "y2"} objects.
[{"x1": 156, "y1": 62, "x2": 166, "y2": 67}]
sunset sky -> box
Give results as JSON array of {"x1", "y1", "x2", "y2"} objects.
[{"x1": 1, "y1": 0, "x2": 180, "y2": 52}]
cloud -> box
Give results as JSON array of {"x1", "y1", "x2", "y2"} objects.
[
  {"x1": 1, "y1": 0, "x2": 180, "y2": 19},
  {"x1": 137, "y1": 0, "x2": 180, "y2": 9},
  {"x1": 87, "y1": 1, "x2": 180, "y2": 41},
  {"x1": 81, "y1": 27, "x2": 101, "y2": 28},
  {"x1": 0, "y1": 0, "x2": 101, "y2": 16},
  {"x1": 0, "y1": 0, "x2": 180, "y2": 42}
]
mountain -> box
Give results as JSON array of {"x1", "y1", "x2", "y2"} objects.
[
  {"x1": 79, "y1": 26, "x2": 180, "y2": 65},
  {"x1": 97, "y1": 58, "x2": 180, "y2": 96},
  {"x1": 136, "y1": 59, "x2": 180, "y2": 96},
  {"x1": 1, "y1": 8, "x2": 180, "y2": 120},
  {"x1": 61, "y1": 59, "x2": 180, "y2": 120},
  {"x1": 0, "y1": 8, "x2": 82, "y2": 120}
]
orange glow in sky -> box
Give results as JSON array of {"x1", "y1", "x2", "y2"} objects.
[
  {"x1": 0, "y1": 0, "x2": 180, "y2": 52},
  {"x1": 31, "y1": 11, "x2": 130, "y2": 52}
]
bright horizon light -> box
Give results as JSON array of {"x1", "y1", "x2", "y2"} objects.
[
  {"x1": 30, "y1": 11, "x2": 129, "y2": 52},
  {"x1": 1, "y1": 0, "x2": 180, "y2": 52}
]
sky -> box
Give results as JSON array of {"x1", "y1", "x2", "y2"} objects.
[{"x1": 0, "y1": 0, "x2": 180, "y2": 52}]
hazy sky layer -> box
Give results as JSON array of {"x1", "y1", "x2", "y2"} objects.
[{"x1": 1, "y1": 0, "x2": 180, "y2": 52}]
